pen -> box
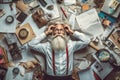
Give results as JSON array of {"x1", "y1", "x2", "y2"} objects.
[{"x1": 60, "y1": 7, "x2": 67, "y2": 18}]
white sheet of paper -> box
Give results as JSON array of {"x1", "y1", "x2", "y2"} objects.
[
  {"x1": 78, "y1": 68, "x2": 95, "y2": 80},
  {"x1": 49, "y1": 4, "x2": 60, "y2": 20},
  {"x1": 78, "y1": 60, "x2": 91, "y2": 70},
  {"x1": 64, "y1": 0, "x2": 76, "y2": 5},
  {"x1": 41, "y1": 3, "x2": 60, "y2": 20},
  {"x1": 76, "y1": 8, "x2": 104, "y2": 37},
  {"x1": 69, "y1": 14, "x2": 76, "y2": 29},
  {"x1": 91, "y1": 61, "x2": 113, "y2": 80}
]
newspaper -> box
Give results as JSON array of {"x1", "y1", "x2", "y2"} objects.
[{"x1": 76, "y1": 8, "x2": 104, "y2": 37}]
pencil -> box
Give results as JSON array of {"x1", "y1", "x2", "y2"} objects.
[{"x1": 60, "y1": 7, "x2": 67, "y2": 18}]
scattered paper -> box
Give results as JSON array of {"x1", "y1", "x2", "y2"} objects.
[
  {"x1": 69, "y1": 14, "x2": 76, "y2": 29},
  {"x1": 41, "y1": 4, "x2": 60, "y2": 20},
  {"x1": 76, "y1": 8, "x2": 104, "y2": 37},
  {"x1": 64, "y1": 0, "x2": 76, "y2": 5},
  {"x1": 78, "y1": 59, "x2": 91, "y2": 70},
  {"x1": 78, "y1": 68, "x2": 95, "y2": 80},
  {"x1": 0, "y1": 4, "x2": 17, "y2": 33}
]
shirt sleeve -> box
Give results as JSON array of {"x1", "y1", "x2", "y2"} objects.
[
  {"x1": 72, "y1": 31, "x2": 90, "y2": 51},
  {"x1": 28, "y1": 32, "x2": 48, "y2": 54}
]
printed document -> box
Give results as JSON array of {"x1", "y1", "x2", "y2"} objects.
[{"x1": 76, "y1": 8, "x2": 104, "y2": 37}]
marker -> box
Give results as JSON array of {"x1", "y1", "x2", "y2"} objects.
[{"x1": 60, "y1": 7, "x2": 67, "y2": 18}]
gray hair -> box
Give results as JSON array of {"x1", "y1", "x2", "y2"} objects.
[{"x1": 47, "y1": 21, "x2": 70, "y2": 26}]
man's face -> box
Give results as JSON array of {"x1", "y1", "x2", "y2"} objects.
[
  {"x1": 51, "y1": 24, "x2": 67, "y2": 51},
  {"x1": 53, "y1": 24, "x2": 65, "y2": 36}
]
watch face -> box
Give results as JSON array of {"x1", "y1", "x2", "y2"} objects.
[
  {"x1": 6, "y1": 15, "x2": 14, "y2": 23},
  {"x1": 18, "y1": 28, "x2": 28, "y2": 39},
  {"x1": 12, "y1": 67, "x2": 19, "y2": 74}
]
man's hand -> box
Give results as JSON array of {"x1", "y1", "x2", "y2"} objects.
[
  {"x1": 45, "y1": 25, "x2": 55, "y2": 36},
  {"x1": 64, "y1": 24, "x2": 74, "y2": 35}
]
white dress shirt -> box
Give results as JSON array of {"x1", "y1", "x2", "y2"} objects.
[{"x1": 28, "y1": 31, "x2": 90, "y2": 76}]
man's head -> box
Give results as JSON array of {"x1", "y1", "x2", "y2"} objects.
[{"x1": 53, "y1": 24, "x2": 65, "y2": 36}]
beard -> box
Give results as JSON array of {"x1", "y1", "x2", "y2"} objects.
[{"x1": 51, "y1": 35, "x2": 68, "y2": 51}]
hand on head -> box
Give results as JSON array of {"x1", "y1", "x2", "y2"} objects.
[
  {"x1": 45, "y1": 23, "x2": 74, "y2": 36},
  {"x1": 63, "y1": 24, "x2": 74, "y2": 35},
  {"x1": 45, "y1": 25, "x2": 55, "y2": 35}
]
